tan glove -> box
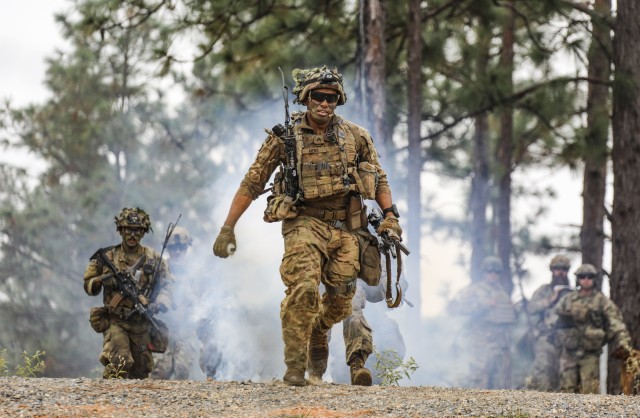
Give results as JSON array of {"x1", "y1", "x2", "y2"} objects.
[
  {"x1": 213, "y1": 225, "x2": 236, "y2": 258},
  {"x1": 376, "y1": 216, "x2": 402, "y2": 240}
]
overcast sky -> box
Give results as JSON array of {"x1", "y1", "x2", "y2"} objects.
[{"x1": 0, "y1": 1, "x2": 69, "y2": 107}]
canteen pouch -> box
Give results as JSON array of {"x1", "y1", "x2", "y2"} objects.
[
  {"x1": 89, "y1": 306, "x2": 110, "y2": 333},
  {"x1": 356, "y1": 228, "x2": 381, "y2": 286}
]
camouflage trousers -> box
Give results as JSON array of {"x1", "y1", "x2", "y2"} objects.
[
  {"x1": 559, "y1": 350, "x2": 600, "y2": 393},
  {"x1": 528, "y1": 333, "x2": 560, "y2": 392},
  {"x1": 464, "y1": 327, "x2": 512, "y2": 389},
  {"x1": 99, "y1": 317, "x2": 153, "y2": 379},
  {"x1": 151, "y1": 339, "x2": 196, "y2": 380},
  {"x1": 280, "y1": 216, "x2": 359, "y2": 372},
  {"x1": 343, "y1": 283, "x2": 373, "y2": 365}
]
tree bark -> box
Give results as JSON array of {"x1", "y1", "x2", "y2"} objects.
[
  {"x1": 406, "y1": 0, "x2": 422, "y2": 306},
  {"x1": 496, "y1": 3, "x2": 515, "y2": 295},
  {"x1": 470, "y1": 28, "x2": 491, "y2": 283},
  {"x1": 581, "y1": 0, "x2": 610, "y2": 292},
  {"x1": 609, "y1": 0, "x2": 640, "y2": 395}
]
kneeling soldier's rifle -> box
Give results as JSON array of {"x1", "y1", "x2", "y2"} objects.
[
  {"x1": 92, "y1": 248, "x2": 162, "y2": 332},
  {"x1": 367, "y1": 208, "x2": 410, "y2": 308}
]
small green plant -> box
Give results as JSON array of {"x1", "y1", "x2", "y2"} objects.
[
  {"x1": 15, "y1": 350, "x2": 46, "y2": 377},
  {"x1": 373, "y1": 348, "x2": 419, "y2": 386},
  {"x1": 0, "y1": 349, "x2": 8, "y2": 376},
  {"x1": 105, "y1": 354, "x2": 128, "y2": 379}
]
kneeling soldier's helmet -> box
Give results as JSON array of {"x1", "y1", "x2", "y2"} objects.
[
  {"x1": 168, "y1": 226, "x2": 193, "y2": 248},
  {"x1": 114, "y1": 207, "x2": 152, "y2": 233},
  {"x1": 292, "y1": 66, "x2": 347, "y2": 106},
  {"x1": 481, "y1": 256, "x2": 504, "y2": 273}
]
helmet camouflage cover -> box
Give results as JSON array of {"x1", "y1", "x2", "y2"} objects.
[
  {"x1": 549, "y1": 254, "x2": 571, "y2": 270},
  {"x1": 114, "y1": 207, "x2": 152, "y2": 233},
  {"x1": 168, "y1": 226, "x2": 193, "y2": 247},
  {"x1": 481, "y1": 256, "x2": 504, "y2": 273},
  {"x1": 574, "y1": 263, "x2": 597, "y2": 276},
  {"x1": 292, "y1": 65, "x2": 347, "y2": 106}
]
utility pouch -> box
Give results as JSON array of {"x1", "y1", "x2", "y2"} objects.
[
  {"x1": 357, "y1": 162, "x2": 378, "y2": 200},
  {"x1": 356, "y1": 228, "x2": 381, "y2": 286},
  {"x1": 148, "y1": 319, "x2": 170, "y2": 353},
  {"x1": 89, "y1": 306, "x2": 110, "y2": 333},
  {"x1": 264, "y1": 195, "x2": 298, "y2": 223},
  {"x1": 583, "y1": 326, "x2": 606, "y2": 351},
  {"x1": 346, "y1": 195, "x2": 363, "y2": 231}
]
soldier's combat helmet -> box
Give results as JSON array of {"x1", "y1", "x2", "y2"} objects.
[
  {"x1": 292, "y1": 66, "x2": 347, "y2": 106},
  {"x1": 114, "y1": 207, "x2": 152, "y2": 233},
  {"x1": 549, "y1": 254, "x2": 571, "y2": 270},
  {"x1": 574, "y1": 263, "x2": 597, "y2": 276},
  {"x1": 481, "y1": 256, "x2": 504, "y2": 273},
  {"x1": 168, "y1": 226, "x2": 193, "y2": 248}
]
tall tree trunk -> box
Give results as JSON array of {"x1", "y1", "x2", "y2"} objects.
[
  {"x1": 470, "y1": 28, "x2": 491, "y2": 283},
  {"x1": 609, "y1": 0, "x2": 640, "y2": 395},
  {"x1": 359, "y1": 0, "x2": 388, "y2": 161},
  {"x1": 582, "y1": 0, "x2": 611, "y2": 292},
  {"x1": 496, "y1": 3, "x2": 515, "y2": 295},
  {"x1": 406, "y1": 0, "x2": 422, "y2": 308}
]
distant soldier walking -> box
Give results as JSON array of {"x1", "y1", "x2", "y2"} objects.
[
  {"x1": 526, "y1": 254, "x2": 572, "y2": 391},
  {"x1": 84, "y1": 207, "x2": 173, "y2": 379},
  {"x1": 554, "y1": 263, "x2": 633, "y2": 393},
  {"x1": 450, "y1": 256, "x2": 516, "y2": 389}
]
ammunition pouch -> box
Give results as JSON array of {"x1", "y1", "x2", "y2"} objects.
[
  {"x1": 583, "y1": 326, "x2": 606, "y2": 351},
  {"x1": 558, "y1": 328, "x2": 580, "y2": 351},
  {"x1": 89, "y1": 306, "x2": 110, "y2": 333},
  {"x1": 263, "y1": 194, "x2": 298, "y2": 223},
  {"x1": 356, "y1": 227, "x2": 381, "y2": 286},
  {"x1": 148, "y1": 319, "x2": 170, "y2": 353},
  {"x1": 346, "y1": 195, "x2": 364, "y2": 231}
]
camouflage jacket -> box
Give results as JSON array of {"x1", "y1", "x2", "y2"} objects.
[
  {"x1": 83, "y1": 244, "x2": 173, "y2": 314},
  {"x1": 450, "y1": 280, "x2": 517, "y2": 326},
  {"x1": 237, "y1": 112, "x2": 390, "y2": 211},
  {"x1": 554, "y1": 291, "x2": 631, "y2": 354},
  {"x1": 528, "y1": 283, "x2": 561, "y2": 334}
]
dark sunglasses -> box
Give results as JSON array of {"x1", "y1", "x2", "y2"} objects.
[
  {"x1": 577, "y1": 274, "x2": 596, "y2": 279},
  {"x1": 551, "y1": 266, "x2": 569, "y2": 272},
  {"x1": 309, "y1": 91, "x2": 339, "y2": 104}
]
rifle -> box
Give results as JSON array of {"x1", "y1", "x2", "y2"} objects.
[
  {"x1": 367, "y1": 208, "x2": 410, "y2": 258},
  {"x1": 92, "y1": 248, "x2": 162, "y2": 332},
  {"x1": 367, "y1": 207, "x2": 410, "y2": 308},
  {"x1": 146, "y1": 214, "x2": 181, "y2": 298},
  {"x1": 272, "y1": 67, "x2": 301, "y2": 203}
]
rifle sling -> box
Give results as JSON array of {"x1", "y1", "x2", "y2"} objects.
[{"x1": 385, "y1": 244, "x2": 403, "y2": 308}]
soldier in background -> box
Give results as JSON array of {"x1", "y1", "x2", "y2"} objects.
[
  {"x1": 526, "y1": 254, "x2": 572, "y2": 391},
  {"x1": 450, "y1": 256, "x2": 516, "y2": 389},
  {"x1": 554, "y1": 263, "x2": 634, "y2": 393},
  {"x1": 151, "y1": 226, "x2": 198, "y2": 380},
  {"x1": 84, "y1": 207, "x2": 173, "y2": 379}
]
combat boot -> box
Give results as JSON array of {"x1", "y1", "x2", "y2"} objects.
[
  {"x1": 349, "y1": 356, "x2": 372, "y2": 386},
  {"x1": 283, "y1": 368, "x2": 306, "y2": 387},
  {"x1": 307, "y1": 329, "x2": 329, "y2": 384}
]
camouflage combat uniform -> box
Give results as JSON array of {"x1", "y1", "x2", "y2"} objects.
[
  {"x1": 527, "y1": 283, "x2": 564, "y2": 391},
  {"x1": 450, "y1": 276, "x2": 516, "y2": 389},
  {"x1": 236, "y1": 112, "x2": 390, "y2": 379},
  {"x1": 84, "y1": 208, "x2": 173, "y2": 379},
  {"x1": 554, "y1": 290, "x2": 632, "y2": 393}
]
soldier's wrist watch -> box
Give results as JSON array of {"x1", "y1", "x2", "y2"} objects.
[{"x1": 382, "y1": 204, "x2": 399, "y2": 218}]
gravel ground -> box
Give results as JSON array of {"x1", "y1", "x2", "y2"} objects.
[{"x1": 1, "y1": 377, "x2": 640, "y2": 417}]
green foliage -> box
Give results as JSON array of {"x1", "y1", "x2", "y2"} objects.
[
  {"x1": 0, "y1": 349, "x2": 7, "y2": 376},
  {"x1": 104, "y1": 354, "x2": 128, "y2": 379},
  {"x1": 373, "y1": 348, "x2": 419, "y2": 386},
  {"x1": 14, "y1": 350, "x2": 46, "y2": 378}
]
